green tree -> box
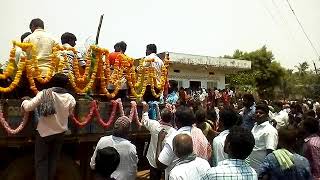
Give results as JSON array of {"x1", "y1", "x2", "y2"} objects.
[{"x1": 226, "y1": 46, "x2": 285, "y2": 99}]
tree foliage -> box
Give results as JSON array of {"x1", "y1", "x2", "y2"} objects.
[{"x1": 226, "y1": 46, "x2": 285, "y2": 99}]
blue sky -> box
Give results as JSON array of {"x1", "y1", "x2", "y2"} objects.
[{"x1": 0, "y1": 0, "x2": 319, "y2": 69}]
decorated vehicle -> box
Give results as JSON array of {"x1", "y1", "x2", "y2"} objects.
[{"x1": 0, "y1": 41, "x2": 170, "y2": 180}]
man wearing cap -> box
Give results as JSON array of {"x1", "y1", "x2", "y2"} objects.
[{"x1": 90, "y1": 116, "x2": 138, "y2": 180}]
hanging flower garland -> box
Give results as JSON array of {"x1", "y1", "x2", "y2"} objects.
[
  {"x1": 95, "y1": 100, "x2": 119, "y2": 129},
  {"x1": 71, "y1": 100, "x2": 97, "y2": 128},
  {"x1": 69, "y1": 51, "x2": 99, "y2": 93},
  {"x1": 116, "y1": 98, "x2": 125, "y2": 117},
  {"x1": 25, "y1": 58, "x2": 39, "y2": 94},
  {"x1": 129, "y1": 101, "x2": 142, "y2": 127},
  {"x1": 0, "y1": 56, "x2": 26, "y2": 93},
  {"x1": 72, "y1": 46, "x2": 93, "y2": 83},
  {"x1": 99, "y1": 49, "x2": 122, "y2": 98},
  {"x1": 28, "y1": 45, "x2": 56, "y2": 84},
  {"x1": 0, "y1": 47, "x2": 16, "y2": 80},
  {"x1": 0, "y1": 111, "x2": 29, "y2": 135}
]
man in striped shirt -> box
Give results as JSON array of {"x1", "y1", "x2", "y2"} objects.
[
  {"x1": 202, "y1": 126, "x2": 257, "y2": 180},
  {"x1": 60, "y1": 32, "x2": 86, "y2": 75}
]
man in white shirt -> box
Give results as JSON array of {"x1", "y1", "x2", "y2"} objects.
[
  {"x1": 156, "y1": 105, "x2": 211, "y2": 180},
  {"x1": 169, "y1": 134, "x2": 210, "y2": 180},
  {"x1": 90, "y1": 116, "x2": 138, "y2": 180},
  {"x1": 23, "y1": 18, "x2": 59, "y2": 77},
  {"x1": 142, "y1": 44, "x2": 164, "y2": 102},
  {"x1": 21, "y1": 73, "x2": 76, "y2": 180},
  {"x1": 212, "y1": 108, "x2": 239, "y2": 166},
  {"x1": 141, "y1": 102, "x2": 176, "y2": 180},
  {"x1": 202, "y1": 126, "x2": 257, "y2": 180},
  {"x1": 248, "y1": 103, "x2": 278, "y2": 173},
  {"x1": 270, "y1": 101, "x2": 289, "y2": 129}
]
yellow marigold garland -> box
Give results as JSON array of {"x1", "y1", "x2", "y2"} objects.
[
  {"x1": 73, "y1": 47, "x2": 92, "y2": 83},
  {"x1": 69, "y1": 46, "x2": 100, "y2": 93},
  {"x1": 0, "y1": 47, "x2": 16, "y2": 79},
  {"x1": 0, "y1": 56, "x2": 26, "y2": 93}
]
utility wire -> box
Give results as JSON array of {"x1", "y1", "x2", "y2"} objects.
[{"x1": 285, "y1": 0, "x2": 320, "y2": 57}]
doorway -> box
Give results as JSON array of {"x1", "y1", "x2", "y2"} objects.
[{"x1": 189, "y1": 81, "x2": 201, "y2": 91}]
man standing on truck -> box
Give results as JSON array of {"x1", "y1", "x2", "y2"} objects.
[
  {"x1": 23, "y1": 18, "x2": 59, "y2": 77},
  {"x1": 21, "y1": 73, "x2": 76, "y2": 180},
  {"x1": 142, "y1": 44, "x2": 164, "y2": 102}
]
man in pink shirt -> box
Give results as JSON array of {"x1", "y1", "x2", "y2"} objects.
[
  {"x1": 301, "y1": 117, "x2": 320, "y2": 179},
  {"x1": 21, "y1": 73, "x2": 76, "y2": 180}
]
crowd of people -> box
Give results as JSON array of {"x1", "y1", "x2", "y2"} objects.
[{"x1": 90, "y1": 90, "x2": 320, "y2": 180}]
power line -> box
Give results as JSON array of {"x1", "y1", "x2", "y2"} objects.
[{"x1": 285, "y1": 0, "x2": 320, "y2": 57}]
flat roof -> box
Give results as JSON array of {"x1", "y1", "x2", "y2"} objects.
[{"x1": 167, "y1": 52, "x2": 251, "y2": 70}]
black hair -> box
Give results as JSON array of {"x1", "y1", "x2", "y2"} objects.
[
  {"x1": 256, "y1": 103, "x2": 269, "y2": 114},
  {"x1": 302, "y1": 117, "x2": 319, "y2": 134},
  {"x1": 49, "y1": 73, "x2": 72, "y2": 90},
  {"x1": 195, "y1": 108, "x2": 206, "y2": 124},
  {"x1": 168, "y1": 80, "x2": 178, "y2": 93},
  {"x1": 226, "y1": 126, "x2": 255, "y2": 159},
  {"x1": 146, "y1": 44, "x2": 157, "y2": 54},
  {"x1": 304, "y1": 110, "x2": 316, "y2": 118},
  {"x1": 278, "y1": 127, "x2": 298, "y2": 150},
  {"x1": 161, "y1": 108, "x2": 173, "y2": 123},
  {"x1": 61, "y1": 32, "x2": 77, "y2": 45},
  {"x1": 29, "y1": 18, "x2": 44, "y2": 30},
  {"x1": 243, "y1": 93, "x2": 255, "y2": 103},
  {"x1": 118, "y1": 41, "x2": 127, "y2": 53},
  {"x1": 175, "y1": 105, "x2": 195, "y2": 127},
  {"x1": 95, "y1": 147, "x2": 120, "y2": 178},
  {"x1": 219, "y1": 108, "x2": 239, "y2": 129},
  {"x1": 207, "y1": 107, "x2": 217, "y2": 122},
  {"x1": 21, "y1": 32, "x2": 31, "y2": 42}
]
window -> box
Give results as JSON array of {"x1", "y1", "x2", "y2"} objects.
[
  {"x1": 174, "y1": 69, "x2": 180, "y2": 73},
  {"x1": 207, "y1": 81, "x2": 217, "y2": 89},
  {"x1": 178, "y1": 81, "x2": 183, "y2": 89}
]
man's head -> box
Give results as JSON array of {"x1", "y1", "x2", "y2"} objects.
[
  {"x1": 301, "y1": 117, "x2": 319, "y2": 136},
  {"x1": 242, "y1": 93, "x2": 255, "y2": 108},
  {"x1": 277, "y1": 127, "x2": 297, "y2": 151},
  {"x1": 61, "y1": 32, "x2": 77, "y2": 47},
  {"x1": 113, "y1": 116, "x2": 131, "y2": 138},
  {"x1": 254, "y1": 103, "x2": 269, "y2": 124},
  {"x1": 49, "y1": 73, "x2": 72, "y2": 90},
  {"x1": 224, "y1": 126, "x2": 255, "y2": 160},
  {"x1": 219, "y1": 108, "x2": 239, "y2": 130},
  {"x1": 21, "y1": 32, "x2": 31, "y2": 42},
  {"x1": 29, "y1": 18, "x2": 44, "y2": 32},
  {"x1": 146, "y1": 44, "x2": 157, "y2": 56},
  {"x1": 273, "y1": 101, "x2": 283, "y2": 113},
  {"x1": 195, "y1": 108, "x2": 206, "y2": 124},
  {"x1": 95, "y1": 147, "x2": 120, "y2": 178},
  {"x1": 114, "y1": 41, "x2": 127, "y2": 53},
  {"x1": 175, "y1": 105, "x2": 195, "y2": 129},
  {"x1": 160, "y1": 108, "x2": 173, "y2": 123},
  {"x1": 173, "y1": 134, "x2": 193, "y2": 158},
  {"x1": 207, "y1": 107, "x2": 217, "y2": 122}
]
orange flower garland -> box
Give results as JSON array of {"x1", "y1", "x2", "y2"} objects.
[
  {"x1": 0, "y1": 56, "x2": 26, "y2": 93},
  {"x1": 72, "y1": 47, "x2": 92, "y2": 83},
  {"x1": 0, "y1": 47, "x2": 16, "y2": 79},
  {"x1": 68, "y1": 46, "x2": 99, "y2": 93}
]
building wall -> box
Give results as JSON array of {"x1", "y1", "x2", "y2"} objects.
[{"x1": 168, "y1": 64, "x2": 226, "y2": 89}]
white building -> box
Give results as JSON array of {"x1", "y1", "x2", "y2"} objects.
[{"x1": 167, "y1": 52, "x2": 251, "y2": 90}]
